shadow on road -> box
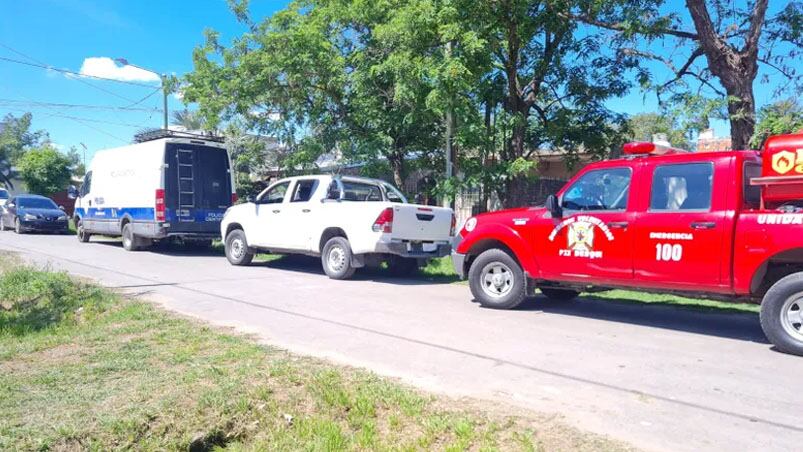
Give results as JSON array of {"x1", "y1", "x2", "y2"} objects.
[{"x1": 511, "y1": 295, "x2": 768, "y2": 343}]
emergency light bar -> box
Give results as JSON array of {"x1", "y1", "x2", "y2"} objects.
[{"x1": 623, "y1": 142, "x2": 690, "y2": 155}]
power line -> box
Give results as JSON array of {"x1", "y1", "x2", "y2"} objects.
[
  {"x1": 0, "y1": 98, "x2": 160, "y2": 112},
  {"x1": 0, "y1": 55, "x2": 158, "y2": 89},
  {"x1": 1, "y1": 107, "x2": 147, "y2": 128}
]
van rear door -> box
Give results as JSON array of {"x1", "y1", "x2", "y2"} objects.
[{"x1": 164, "y1": 143, "x2": 232, "y2": 234}]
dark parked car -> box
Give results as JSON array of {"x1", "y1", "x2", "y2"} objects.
[{"x1": 0, "y1": 194, "x2": 69, "y2": 234}]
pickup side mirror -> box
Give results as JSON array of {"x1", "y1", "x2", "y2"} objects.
[
  {"x1": 67, "y1": 185, "x2": 78, "y2": 200},
  {"x1": 246, "y1": 194, "x2": 256, "y2": 204},
  {"x1": 546, "y1": 194, "x2": 562, "y2": 219},
  {"x1": 59, "y1": 205, "x2": 65, "y2": 211}
]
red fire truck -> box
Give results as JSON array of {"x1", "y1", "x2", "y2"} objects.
[{"x1": 452, "y1": 133, "x2": 803, "y2": 355}]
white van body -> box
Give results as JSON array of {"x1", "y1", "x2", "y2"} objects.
[{"x1": 74, "y1": 135, "x2": 235, "y2": 247}]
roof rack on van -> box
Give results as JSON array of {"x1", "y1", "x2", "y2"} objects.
[{"x1": 133, "y1": 129, "x2": 225, "y2": 144}]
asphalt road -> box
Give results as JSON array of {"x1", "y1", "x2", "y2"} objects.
[{"x1": 2, "y1": 232, "x2": 801, "y2": 451}]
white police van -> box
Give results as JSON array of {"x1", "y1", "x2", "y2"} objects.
[{"x1": 72, "y1": 131, "x2": 236, "y2": 251}]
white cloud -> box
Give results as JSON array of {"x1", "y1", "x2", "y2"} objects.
[{"x1": 79, "y1": 57, "x2": 160, "y2": 83}]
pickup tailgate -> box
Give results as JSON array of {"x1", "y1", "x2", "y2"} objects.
[{"x1": 390, "y1": 204, "x2": 452, "y2": 241}]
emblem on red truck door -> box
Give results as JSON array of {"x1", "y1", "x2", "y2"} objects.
[{"x1": 548, "y1": 215, "x2": 614, "y2": 259}]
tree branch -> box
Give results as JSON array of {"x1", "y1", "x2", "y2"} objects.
[
  {"x1": 565, "y1": 12, "x2": 699, "y2": 40},
  {"x1": 745, "y1": 0, "x2": 769, "y2": 52}
]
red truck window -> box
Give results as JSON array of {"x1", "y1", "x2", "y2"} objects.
[
  {"x1": 743, "y1": 162, "x2": 761, "y2": 209},
  {"x1": 562, "y1": 168, "x2": 631, "y2": 211},
  {"x1": 649, "y1": 163, "x2": 713, "y2": 211}
]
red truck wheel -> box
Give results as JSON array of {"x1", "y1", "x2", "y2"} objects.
[
  {"x1": 468, "y1": 249, "x2": 526, "y2": 309},
  {"x1": 760, "y1": 272, "x2": 803, "y2": 356}
]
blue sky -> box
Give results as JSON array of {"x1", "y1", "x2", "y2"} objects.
[{"x1": 0, "y1": 0, "x2": 793, "y2": 162}]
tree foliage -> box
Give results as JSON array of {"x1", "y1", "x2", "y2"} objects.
[
  {"x1": 750, "y1": 99, "x2": 803, "y2": 148},
  {"x1": 185, "y1": 0, "x2": 633, "y2": 207},
  {"x1": 570, "y1": 0, "x2": 803, "y2": 150},
  {"x1": 625, "y1": 113, "x2": 694, "y2": 150},
  {"x1": 0, "y1": 113, "x2": 48, "y2": 189},
  {"x1": 17, "y1": 145, "x2": 72, "y2": 196}
]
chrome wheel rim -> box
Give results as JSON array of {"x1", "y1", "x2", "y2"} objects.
[
  {"x1": 480, "y1": 262, "x2": 514, "y2": 299},
  {"x1": 781, "y1": 294, "x2": 803, "y2": 342},
  {"x1": 327, "y1": 245, "x2": 346, "y2": 273},
  {"x1": 230, "y1": 237, "x2": 245, "y2": 259},
  {"x1": 123, "y1": 228, "x2": 131, "y2": 248}
]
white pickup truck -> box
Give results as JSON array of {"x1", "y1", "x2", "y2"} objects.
[{"x1": 220, "y1": 175, "x2": 455, "y2": 279}]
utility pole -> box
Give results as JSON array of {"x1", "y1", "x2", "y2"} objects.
[
  {"x1": 115, "y1": 58, "x2": 169, "y2": 130},
  {"x1": 444, "y1": 41, "x2": 455, "y2": 209},
  {"x1": 161, "y1": 74, "x2": 168, "y2": 130}
]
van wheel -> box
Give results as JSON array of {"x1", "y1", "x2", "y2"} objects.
[
  {"x1": 14, "y1": 218, "x2": 24, "y2": 234},
  {"x1": 121, "y1": 223, "x2": 148, "y2": 251},
  {"x1": 540, "y1": 287, "x2": 580, "y2": 301},
  {"x1": 76, "y1": 219, "x2": 91, "y2": 243},
  {"x1": 760, "y1": 273, "x2": 803, "y2": 356},
  {"x1": 225, "y1": 229, "x2": 254, "y2": 266},
  {"x1": 469, "y1": 249, "x2": 526, "y2": 309},
  {"x1": 322, "y1": 236, "x2": 356, "y2": 280}
]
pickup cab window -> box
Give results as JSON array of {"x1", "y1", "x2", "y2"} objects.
[
  {"x1": 290, "y1": 179, "x2": 319, "y2": 203},
  {"x1": 650, "y1": 163, "x2": 713, "y2": 211},
  {"x1": 561, "y1": 167, "x2": 631, "y2": 211},
  {"x1": 342, "y1": 181, "x2": 383, "y2": 201},
  {"x1": 259, "y1": 181, "x2": 289, "y2": 204}
]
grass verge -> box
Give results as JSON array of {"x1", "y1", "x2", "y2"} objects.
[{"x1": 0, "y1": 257, "x2": 631, "y2": 451}]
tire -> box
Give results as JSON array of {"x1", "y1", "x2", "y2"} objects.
[
  {"x1": 14, "y1": 217, "x2": 24, "y2": 234},
  {"x1": 387, "y1": 256, "x2": 419, "y2": 277},
  {"x1": 540, "y1": 287, "x2": 580, "y2": 301},
  {"x1": 121, "y1": 223, "x2": 150, "y2": 251},
  {"x1": 225, "y1": 229, "x2": 254, "y2": 266},
  {"x1": 76, "y1": 218, "x2": 91, "y2": 243},
  {"x1": 760, "y1": 272, "x2": 803, "y2": 356},
  {"x1": 321, "y1": 236, "x2": 356, "y2": 280},
  {"x1": 0, "y1": 216, "x2": 6, "y2": 231},
  {"x1": 468, "y1": 249, "x2": 526, "y2": 309}
]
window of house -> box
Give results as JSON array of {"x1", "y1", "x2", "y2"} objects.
[{"x1": 650, "y1": 163, "x2": 713, "y2": 211}]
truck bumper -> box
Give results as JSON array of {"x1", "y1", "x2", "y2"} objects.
[
  {"x1": 375, "y1": 241, "x2": 451, "y2": 259},
  {"x1": 450, "y1": 234, "x2": 466, "y2": 279}
]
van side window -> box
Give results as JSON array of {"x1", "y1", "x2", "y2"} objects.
[
  {"x1": 291, "y1": 179, "x2": 319, "y2": 203},
  {"x1": 80, "y1": 172, "x2": 92, "y2": 197},
  {"x1": 259, "y1": 181, "x2": 289, "y2": 204},
  {"x1": 561, "y1": 167, "x2": 631, "y2": 211},
  {"x1": 650, "y1": 163, "x2": 713, "y2": 211},
  {"x1": 743, "y1": 162, "x2": 761, "y2": 209}
]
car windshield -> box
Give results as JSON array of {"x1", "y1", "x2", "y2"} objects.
[
  {"x1": 18, "y1": 197, "x2": 58, "y2": 209},
  {"x1": 0, "y1": 189, "x2": 8, "y2": 199}
]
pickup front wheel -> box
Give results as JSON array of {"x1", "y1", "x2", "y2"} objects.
[
  {"x1": 322, "y1": 236, "x2": 356, "y2": 280},
  {"x1": 225, "y1": 229, "x2": 254, "y2": 266},
  {"x1": 761, "y1": 273, "x2": 803, "y2": 356},
  {"x1": 469, "y1": 249, "x2": 526, "y2": 309}
]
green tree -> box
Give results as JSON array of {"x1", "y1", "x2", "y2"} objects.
[
  {"x1": 625, "y1": 113, "x2": 693, "y2": 150},
  {"x1": 1, "y1": 113, "x2": 48, "y2": 189},
  {"x1": 750, "y1": 99, "x2": 803, "y2": 148},
  {"x1": 17, "y1": 146, "x2": 72, "y2": 196},
  {"x1": 570, "y1": 0, "x2": 803, "y2": 150},
  {"x1": 171, "y1": 109, "x2": 208, "y2": 131}
]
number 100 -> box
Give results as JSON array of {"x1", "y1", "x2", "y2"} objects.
[{"x1": 656, "y1": 243, "x2": 683, "y2": 262}]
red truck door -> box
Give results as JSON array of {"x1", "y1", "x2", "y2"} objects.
[
  {"x1": 632, "y1": 160, "x2": 727, "y2": 290},
  {"x1": 535, "y1": 164, "x2": 635, "y2": 283}
]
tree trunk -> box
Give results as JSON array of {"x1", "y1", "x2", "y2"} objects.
[
  {"x1": 389, "y1": 154, "x2": 405, "y2": 189},
  {"x1": 724, "y1": 82, "x2": 756, "y2": 150}
]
